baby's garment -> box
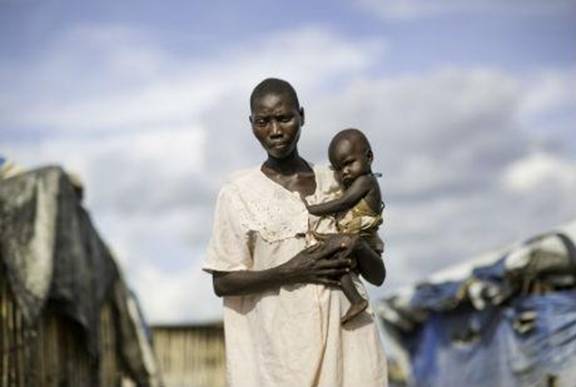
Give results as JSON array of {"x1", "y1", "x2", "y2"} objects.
[{"x1": 337, "y1": 198, "x2": 384, "y2": 254}]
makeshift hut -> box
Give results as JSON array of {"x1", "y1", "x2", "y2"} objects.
[
  {"x1": 0, "y1": 166, "x2": 161, "y2": 387},
  {"x1": 151, "y1": 322, "x2": 226, "y2": 387},
  {"x1": 378, "y1": 221, "x2": 576, "y2": 387}
]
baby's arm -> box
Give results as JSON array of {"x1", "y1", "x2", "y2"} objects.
[{"x1": 307, "y1": 175, "x2": 372, "y2": 216}]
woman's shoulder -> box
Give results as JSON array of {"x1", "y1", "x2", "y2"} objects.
[
  {"x1": 226, "y1": 167, "x2": 255, "y2": 181},
  {"x1": 214, "y1": 168, "x2": 263, "y2": 219},
  {"x1": 222, "y1": 166, "x2": 261, "y2": 190},
  {"x1": 217, "y1": 166, "x2": 279, "y2": 207}
]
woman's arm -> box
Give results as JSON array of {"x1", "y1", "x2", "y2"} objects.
[{"x1": 212, "y1": 234, "x2": 355, "y2": 297}]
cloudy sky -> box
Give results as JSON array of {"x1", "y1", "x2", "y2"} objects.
[{"x1": 1, "y1": 0, "x2": 575, "y2": 324}]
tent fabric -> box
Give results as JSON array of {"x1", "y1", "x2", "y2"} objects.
[
  {"x1": 0, "y1": 166, "x2": 160, "y2": 386},
  {"x1": 384, "y1": 230, "x2": 576, "y2": 329},
  {"x1": 112, "y1": 276, "x2": 162, "y2": 387},
  {"x1": 51, "y1": 168, "x2": 120, "y2": 355},
  {"x1": 1, "y1": 166, "x2": 66, "y2": 321},
  {"x1": 0, "y1": 156, "x2": 24, "y2": 179},
  {"x1": 0, "y1": 166, "x2": 118, "y2": 356},
  {"x1": 407, "y1": 291, "x2": 576, "y2": 387},
  {"x1": 378, "y1": 222, "x2": 576, "y2": 387},
  {"x1": 410, "y1": 281, "x2": 466, "y2": 312}
]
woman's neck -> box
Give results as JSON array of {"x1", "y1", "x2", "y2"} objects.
[{"x1": 262, "y1": 150, "x2": 310, "y2": 176}]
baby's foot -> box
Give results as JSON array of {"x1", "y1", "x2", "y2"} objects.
[{"x1": 341, "y1": 300, "x2": 369, "y2": 324}]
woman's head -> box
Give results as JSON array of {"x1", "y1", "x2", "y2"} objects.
[
  {"x1": 249, "y1": 78, "x2": 305, "y2": 160},
  {"x1": 328, "y1": 128, "x2": 374, "y2": 187}
]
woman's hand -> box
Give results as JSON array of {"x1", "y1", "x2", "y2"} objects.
[
  {"x1": 287, "y1": 232, "x2": 385, "y2": 287},
  {"x1": 280, "y1": 234, "x2": 358, "y2": 287},
  {"x1": 212, "y1": 234, "x2": 360, "y2": 297}
]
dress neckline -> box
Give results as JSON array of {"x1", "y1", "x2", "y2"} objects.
[{"x1": 257, "y1": 161, "x2": 318, "y2": 201}]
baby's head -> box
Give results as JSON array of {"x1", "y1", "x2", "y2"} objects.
[{"x1": 328, "y1": 128, "x2": 373, "y2": 188}]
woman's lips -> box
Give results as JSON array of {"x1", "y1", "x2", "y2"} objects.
[{"x1": 270, "y1": 141, "x2": 289, "y2": 148}]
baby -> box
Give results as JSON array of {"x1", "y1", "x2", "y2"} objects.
[{"x1": 307, "y1": 128, "x2": 384, "y2": 324}]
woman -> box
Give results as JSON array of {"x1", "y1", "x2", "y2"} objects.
[{"x1": 203, "y1": 78, "x2": 388, "y2": 386}]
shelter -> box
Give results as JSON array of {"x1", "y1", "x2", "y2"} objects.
[
  {"x1": 378, "y1": 221, "x2": 576, "y2": 387},
  {"x1": 0, "y1": 166, "x2": 161, "y2": 386},
  {"x1": 152, "y1": 322, "x2": 226, "y2": 387}
]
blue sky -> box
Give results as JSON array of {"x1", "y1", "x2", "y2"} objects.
[{"x1": 1, "y1": 0, "x2": 576, "y2": 323}]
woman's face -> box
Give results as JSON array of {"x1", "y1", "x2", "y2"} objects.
[{"x1": 250, "y1": 92, "x2": 304, "y2": 160}]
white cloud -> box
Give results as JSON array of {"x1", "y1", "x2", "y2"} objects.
[
  {"x1": 130, "y1": 260, "x2": 222, "y2": 323},
  {"x1": 4, "y1": 127, "x2": 206, "y2": 210},
  {"x1": 0, "y1": 24, "x2": 385, "y2": 323},
  {"x1": 306, "y1": 68, "x2": 523, "y2": 182},
  {"x1": 303, "y1": 66, "x2": 576, "y2": 295},
  {"x1": 518, "y1": 69, "x2": 576, "y2": 117},
  {"x1": 0, "y1": 25, "x2": 382, "y2": 133},
  {"x1": 356, "y1": 0, "x2": 576, "y2": 20},
  {"x1": 503, "y1": 152, "x2": 576, "y2": 192},
  {"x1": 2, "y1": 22, "x2": 576, "y2": 323}
]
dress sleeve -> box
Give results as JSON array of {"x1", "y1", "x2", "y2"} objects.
[{"x1": 203, "y1": 184, "x2": 253, "y2": 273}]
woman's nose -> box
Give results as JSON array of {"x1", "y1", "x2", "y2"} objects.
[{"x1": 270, "y1": 120, "x2": 282, "y2": 136}]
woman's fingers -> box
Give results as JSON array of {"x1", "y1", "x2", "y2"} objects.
[
  {"x1": 304, "y1": 243, "x2": 324, "y2": 254},
  {"x1": 312, "y1": 242, "x2": 348, "y2": 259},
  {"x1": 310, "y1": 278, "x2": 341, "y2": 288},
  {"x1": 314, "y1": 257, "x2": 352, "y2": 270},
  {"x1": 314, "y1": 268, "x2": 350, "y2": 278},
  {"x1": 313, "y1": 234, "x2": 360, "y2": 259},
  {"x1": 314, "y1": 238, "x2": 353, "y2": 259}
]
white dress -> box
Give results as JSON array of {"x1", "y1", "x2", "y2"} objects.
[{"x1": 203, "y1": 164, "x2": 388, "y2": 387}]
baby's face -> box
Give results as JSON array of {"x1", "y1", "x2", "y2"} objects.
[{"x1": 329, "y1": 138, "x2": 371, "y2": 188}]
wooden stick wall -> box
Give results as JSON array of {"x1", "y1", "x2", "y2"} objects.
[{"x1": 0, "y1": 270, "x2": 135, "y2": 387}]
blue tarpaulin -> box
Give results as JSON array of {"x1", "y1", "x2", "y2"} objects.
[
  {"x1": 380, "y1": 227, "x2": 576, "y2": 387},
  {"x1": 407, "y1": 290, "x2": 576, "y2": 387}
]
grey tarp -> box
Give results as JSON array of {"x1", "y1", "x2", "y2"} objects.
[
  {"x1": 0, "y1": 166, "x2": 160, "y2": 385},
  {"x1": 0, "y1": 166, "x2": 118, "y2": 355}
]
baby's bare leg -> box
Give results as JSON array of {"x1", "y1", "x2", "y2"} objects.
[
  {"x1": 340, "y1": 273, "x2": 369, "y2": 324},
  {"x1": 312, "y1": 233, "x2": 369, "y2": 323}
]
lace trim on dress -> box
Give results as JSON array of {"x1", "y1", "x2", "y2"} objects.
[
  {"x1": 226, "y1": 172, "x2": 309, "y2": 243},
  {"x1": 224, "y1": 165, "x2": 343, "y2": 243}
]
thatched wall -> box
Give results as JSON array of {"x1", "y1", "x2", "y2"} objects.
[
  {"x1": 152, "y1": 324, "x2": 225, "y2": 387},
  {"x1": 0, "y1": 269, "x2": 135, "y2": 387}
]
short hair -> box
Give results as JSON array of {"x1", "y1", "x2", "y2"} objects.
[
  {"x1": 329, "y1": 128, "x2": 372, "y2": 157},
  {"x1": 250, "y1": 78, "x2": 300, "y2": 111}
]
